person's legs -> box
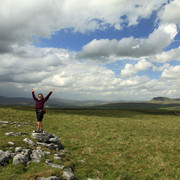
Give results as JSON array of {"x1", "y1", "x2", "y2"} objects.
[
  {"x1": 36, "y1": 111, "x2": 43, "y2": 132},
  {"x1": 40, "y1": 121, "x2": 43, "y2": 132},
  {"x1": 37, "y1": 121, "x2": 40, "y2": 131}
]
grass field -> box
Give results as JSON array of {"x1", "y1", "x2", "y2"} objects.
[{"x1": 0, "y1": 106, "x2": 180, "y2": 179}]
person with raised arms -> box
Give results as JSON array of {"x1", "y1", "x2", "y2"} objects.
[{"x1": 32, "y1": 88, "x2": 54, "y2": 133}]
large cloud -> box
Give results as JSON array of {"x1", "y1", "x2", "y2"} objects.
[
  {"x1": 121, "y1": 59, "x2": 152, "y2": 77},
  {"x1": 77, "y1": 24, "x2": 178, "y2": 61},
  {"x1": 158, "y1": 0, "x2": 180, "y2": 27},
  {"x1": 150, "y1": 47, "x2": 180, "y2": 63},
  {"x1": 0, "y1": 45, "x2": 179, "y2": 100},
  {"x1": 0, "y1": 0, "x2": 167, "y2": 53},
  {"x1": 0, "y1": 0, "x2": 180, "y2": 100}
]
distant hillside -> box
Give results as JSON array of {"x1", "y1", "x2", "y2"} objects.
[
  {"x1": 152, "y1": 97, "x2": 172, "y2": 101},
  {"x1": 91, "y1": 97, "x2": 180, "y2": 110},
  {"x1": 0, "y1": 96, "x2": 107, "y2": 108},
  {"x1": 150, "y1": 97, "x2": 180, "y2": 103}
]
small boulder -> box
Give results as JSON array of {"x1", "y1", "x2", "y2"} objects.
[
  {"x1": 61, "y1": 169, "x2": 76, "y2": 180},
  {"x1": 0, "y1": 150, "x2": 11, "y2": 166},
  {"x1": 13, "y1": 154, "x2": 28, "y2": 165},
  {"x1": 23, "y1": 138, "x2": 35, "y2": 147},
  {"x1": 5, "y1": 132, "x2": 15, "y2": 136},
  {"x1": 30, "y1": 147, "x2": 44, "y2": 162},
  {"x1": 8, "y1": 141, "x2": 15, "y2": 146}
]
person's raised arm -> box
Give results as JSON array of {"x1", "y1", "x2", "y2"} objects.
[
  {"x1": 44, "y1": 89, "x2": 54, "y2": 102},
  {"x1": 32, "y1": 89, "x2": 38, "y2": 101}
]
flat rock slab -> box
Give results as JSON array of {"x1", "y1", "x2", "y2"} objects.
[
  {"x1": 36, "y1": 176, "x2": 59, "y2": 180},
  {"x1": 0, "y1": 121, "x2": 9, "y2": 124},
  {"x1": 45, "y1": 159, "x2": 65, "y2": 169},
  {"x1": 23, "y1": 138, "x2": 35, "y2": 147}
]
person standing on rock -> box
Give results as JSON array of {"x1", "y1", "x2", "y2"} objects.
[{"x1": 32, "y1": 89, "x2": 54, "y2": 133}]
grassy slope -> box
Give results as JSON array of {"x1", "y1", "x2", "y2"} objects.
[{"x1": 0, "y1": 106, "x2": 180, "y2": 179}]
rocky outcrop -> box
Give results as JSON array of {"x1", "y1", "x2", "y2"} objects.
[
  {"x1": 1, "y1": 131, "x2": 76, "y2": 180},
  {"x1": 31, "y1": 131, "x2": 64, "y2": 150}
]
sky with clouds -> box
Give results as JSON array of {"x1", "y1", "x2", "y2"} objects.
[{"x1": 0, "y1": 0, "x2": 180, "y2": 101}]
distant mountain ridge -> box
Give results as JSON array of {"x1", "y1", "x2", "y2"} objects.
[{"x1": 151, "y1": 97, "x2": 180, "y2": 102}]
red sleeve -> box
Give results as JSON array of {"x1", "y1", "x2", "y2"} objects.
[
  {"x1": 32, "y1": 91, "x2": 38, "y2": 101},
  {"x1": 44, "y1": 91, "x2": 52, "y2": 102}
]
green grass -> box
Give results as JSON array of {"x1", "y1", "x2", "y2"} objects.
[{"x1": 0, "y1": 106, "x2": 180, "y2": 179}]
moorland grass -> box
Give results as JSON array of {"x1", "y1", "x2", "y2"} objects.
[{"x1": 0, "y1": 106, "x2": 180, "y2": 180}]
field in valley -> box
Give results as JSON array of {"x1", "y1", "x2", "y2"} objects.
[{"x1": 0, "y1": 106, "x2": 180, "y2": 179}]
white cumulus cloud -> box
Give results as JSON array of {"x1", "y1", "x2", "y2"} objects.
[
  {"x1": 121, "y1": 59, "x2": 152, "y2": 78},
  {"x1": 77, "y1": 24, "x2": 178, "y2": 61}
]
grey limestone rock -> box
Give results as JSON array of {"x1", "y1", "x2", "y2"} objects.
[
  {"x1": 31, "y1": 131, "x2": 64, "y2": 150},
  {"x1": 5, "y1": 132, "x2": 15, "y2": 136},
  {"x1": 8, "y1": 141, "x2": 15, "y2": 146},
  {"x1": 43, "y1": 151, "x2": 51, "y2": 155},
  {"x1": 31, "y1": 132, "x2": 53, "y2": 142},
  {"x1": 54, "y1": 152, "x2": 65, "y2": 158},
  {"x1": 0, "y1": 121, "x2": 9, "y2": 124},
  {"x1": 13, "y1": 154, "x2": 28, "y2": 165},
  {"x1": 0, "y1": 150, "x2": 11, "y2": 166},
  {"x1": 30, "y1": 147, "x2": 44, "y2": 162},
  {"x1": 23, "y1": 138, "x2": 35, "y2": 147},
  {"x1": 36, "y1": 176, "x2": 59, "y2": 180},
  {"x1": 45, "y1": 159, "x2": 65, "y2": 169},
  {"x1": 61, "y1": 169, "x2": 76, "y2": 180}
]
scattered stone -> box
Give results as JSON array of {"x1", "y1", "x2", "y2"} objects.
[
  {"x1": 8, "y1": 141, "x2": 15, "y2": 146},
  {"x1": 45, "y1": 159, "x2": 65, "y2": 169},
  {"x1": 43, "y1": 151, "x2": 51, "y2": 155},
  {"x1": 23, "y1": 138, "x2": 35, "y2": 147},
  {"x1": 5, "y1": 132, "x2": 15, "y2": 136},
  {"x1": 61, "y1": 169, "x2": 76, "y2": 180},
  {"x1": 15, "y1": 132, "x2": 28, "y2": 136},
  {"x1": 15, "y1": 147, "x2": 25, "y2": 153},
  {"x1": 79, "y1": 160, "x2": 86, "y2": 163},
  {"x1": 54, "y1": 152, "x2": 65, "y2": 158},
  {"x1": 87, "y1": 178, "x2": 100, "y2": 180},
  {"x1": 13, "y1": 154, "x2": 28, "y2": 166},
  {"x1": 0, "y1": 121, "x2": 9, "y2": 124},
  {"x1": 30, "y1": 147, "x2": 44, "y2": 163},
  {"x1": 10, "y1": 121, "x2": 30, "y2": 125},
  {"x1": 0, "y1": 150, "x2": 11, "y2": 166},
  {"x1": 36, "y1": 176, "x2": 59, "y2": 180},
  {"x1": 54, "y1": 157, "x2": 61, "y2": 160},
  {"x1": 5, "y1": 132, "x2": 28, "y2": 136}
]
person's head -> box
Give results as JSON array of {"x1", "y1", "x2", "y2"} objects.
[{"x1": 38, "y1": 93, "x2": 44, "y2": 100}]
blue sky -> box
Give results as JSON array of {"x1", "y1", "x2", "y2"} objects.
[{"x1": 0, "y1": 0, "x2": 180, "y2": 100}]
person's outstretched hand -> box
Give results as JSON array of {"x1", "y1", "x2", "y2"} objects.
[
  {"x1": 32, "y1": 89, "x2": 34, "y2": 92},
  {"x1": 51, "y1": 89, "x2": 55, "y2": 92}
]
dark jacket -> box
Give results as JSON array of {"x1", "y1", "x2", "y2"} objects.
[{"x1": 32, "y1": 91, "x2": 52, "y2": 110}]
